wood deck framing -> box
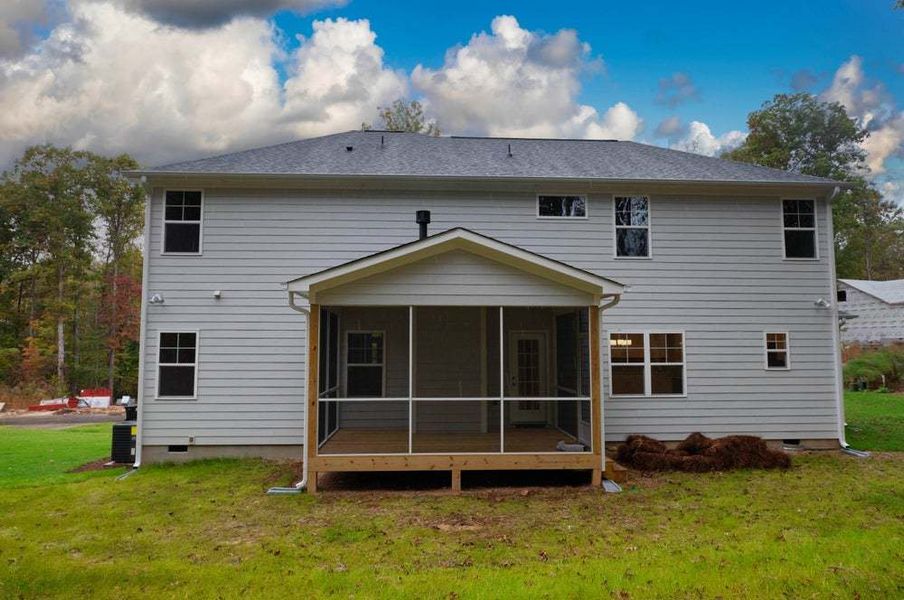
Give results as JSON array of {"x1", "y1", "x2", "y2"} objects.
[{"x1": 305, "y1": 304, "x2": 624, "y2": 493}]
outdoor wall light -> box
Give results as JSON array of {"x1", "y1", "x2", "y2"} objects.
[
  {"x1": 814, "y1": 298, "x2": 831, "y2": 308},
  {"x1": 149, "y1": 293, "x2": 165, "y2": 304}
]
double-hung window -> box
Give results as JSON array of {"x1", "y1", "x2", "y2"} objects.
[
  {"x1": 163, "y1": 190, "x2": 202, "y2": 254},
  {"x1": 157, "y1": 332, "x2": 198, "y2": 398},
  {"x1": 764, "y1": 332, "x2": 790, "y2": 370},
  {"x1": 610, "y1": 332, "x2": 685, "y2": 396},
  {"x1": 782, "y1": 200, "x2": 816, "y2": 259},
  {"x1": 615, "y1": 196, "x2": 650, "y2": 257},
  {"x1": 538, "y1": 195, "x2": 587, "y2": 218},
  {"x1": 346, "y1": 331, "x2": 385, "y2": 397}
]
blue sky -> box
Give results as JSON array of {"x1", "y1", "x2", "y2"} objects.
[
  {"x1": 0, "y1": 0, "x2": 900, "y2": 200},
  {"x1": 275, "y1": 0, "x2": 902, "y2": 136}
]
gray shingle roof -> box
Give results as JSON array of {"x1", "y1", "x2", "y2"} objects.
[
  {"x1": 137, "y1": 130, "x2": 840, "y2": 186},
  {"x1": 839, "y1": 279, "x2": 904, "y2": 305}
]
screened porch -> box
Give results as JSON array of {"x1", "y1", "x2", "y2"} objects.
[{"x1": 315, "y1": 306, "x2": 594, "y2": 456}]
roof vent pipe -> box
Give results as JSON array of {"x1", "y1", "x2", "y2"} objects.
[{"x1": 416, "y1": 210, "x2": 431, "y2": 240}]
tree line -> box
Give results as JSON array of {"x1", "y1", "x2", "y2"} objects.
[
  {"x1": 0, "y1": 147, "x2": 144, "y2": 402},
  {"x1": 0, "y1": 94, "x2": 901, "y2": 402}
]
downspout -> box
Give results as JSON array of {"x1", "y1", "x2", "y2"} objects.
[
  {"x1": 824, "y1": 186, "x2": 870, "y2": 457},
  {"x1": 267, "y1": 290, "x2": 312, "y2": 493},
  {"x1": 597, "y1": 292, "x2": 622, "y2": 483},
  {"x1": 131, "y1": 181, "x2": 152, "y2": 471}
]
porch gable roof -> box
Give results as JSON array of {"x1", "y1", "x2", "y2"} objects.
[{"x1": 286, "y1": 228, "x2": 624, "y2": 303}]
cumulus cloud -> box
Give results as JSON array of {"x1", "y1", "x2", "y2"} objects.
[
  {"x1": 411, "y1": 15, "x2": 641, "y2": 140},
  {"x1": 654, "y1": 115, "x2": 683, "y2": 138},
  {"x1": 654, "y1": 72, "x2": 699, "y2": 108},
  {"x1": 672, "y1": 121, "x2": 746, "y2": 157},
  {"x1": 0, "y1": 3, "x2": 404, "y2": 166},
  {"x1": 112, "y1": 0, "x2": 344, "y2": 29},
  {"x1": 820, "y1": 55, "x2": 903, "y2": 174}
]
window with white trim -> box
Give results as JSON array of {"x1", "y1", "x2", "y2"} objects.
[
  {"x1": 538, "y1": 195, "x2": 587, "y2": 218},
  {"x1": 158, "y1": 332, "x2": 197, "y2": 398},
  {"x1": 615, "y1": 196, "x2": 650, "y2": 257},
  {"x1": 782, "y1": 200, "x2": 816, "y2": 259},
  {"x1": 346, "y1": 331, "x2": 385, "y2": 397},
  {"x1": 765, "y1": 332, "x2": 790, "y2": 369},
  {"x1": 610, "y1": 332, "x2": 685, "y2": 396},
  {"x1": 163, "y1": 190, "x2": 202, "y2": 254}
]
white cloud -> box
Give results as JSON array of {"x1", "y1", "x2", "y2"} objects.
[
  {"x1": 672, "y1": 121, "x2": 746, "y2": 157},
  {"x1": 113, "y1": 0, "x2": 344, "y2": 29},
  {"x1": 821, "y1": 55, "x2": 903, "y2": 175},
  {"x1": 0, "y1": 3, "x2": 404, "y2": 166},
  {"x1": 411, "y1": 15, "x2": 642, "y2": 140}
]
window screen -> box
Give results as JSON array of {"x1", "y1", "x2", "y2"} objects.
[
  {"x1": 615, "y1": 196, "x2": 650, "y2": 257},
  {"x1": 610, "y1": 332, "x2": 685, "y2": 396},
  {"x1": 346, "y1": 332, "x2": 384, "y2": 397},
  {"x1": 765, "y1": 333, "x2": 789, "y2": 369},
  {"x1": 164, "y1": 191, "x2": 202, "y2": 254},
  {"x1": 538, "y1": 195, "x2": 587, "y2": 217},
  {"x1": 782, "y1": 200, "x2": 816, "y2": 259},
  {"x1": 158, "y1": 332, "x2": 197, "y2": 397}
]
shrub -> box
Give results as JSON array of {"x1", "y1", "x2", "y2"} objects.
[{"x1": 844, "y1": 348, "x2": 904, "y2": 390}]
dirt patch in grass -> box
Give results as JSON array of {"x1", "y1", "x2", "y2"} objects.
[{"x1": 67, "y1": 458, "x2": 116, "y2": 473}]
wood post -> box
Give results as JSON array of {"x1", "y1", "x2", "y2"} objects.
[
  {"x1": 451, "y1": 469, "x2": 462, "y2": 494},
  {"x1": 306, "y1": 305, "x2": 320, "y2": 493},
  {"x1": 589, "y1": 307, "x2": 602, "y2": 468}
]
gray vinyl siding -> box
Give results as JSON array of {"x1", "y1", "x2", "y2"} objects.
[{"x1": 141, "y1": 188, "x2": 839, "y2": 446}]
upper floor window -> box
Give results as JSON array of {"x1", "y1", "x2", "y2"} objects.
[
  {"x1": 538, "y1": 195, "x2": 587, "y2": 218},
  {"x1": 163, "y1": 190, "x2": 202, "y2": 254},
  {"x1": 615, "y1": 196, "x2": 650, "y2": 257},
  {"x1": 782, "y1": 200, "x2": 816, "y2": 259},
  {"x1": 837, "y1": 290, "x2": 847, "y2": 302}
]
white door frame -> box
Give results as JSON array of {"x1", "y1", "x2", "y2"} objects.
[{"x1": 507, "y1": 330, "x2": 548, "y2": 423}]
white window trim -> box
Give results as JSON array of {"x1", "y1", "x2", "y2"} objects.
[
  {"x1": 344, "y1": 330, "x2": 387, "y2": 397},
  {"x1": 161, "y1": 189, "x2": 204, "y2": 256},
  {"x1": 155, "y1": 330, "x2": 200, "y2": 400},
  {"x1": 780, "y1": 198, "x2": 818, "y2": 261},
  {"x1": 607, "y1": 330, "x2": 687, "y2": 398},
  {"x1": 535, "y1": 194, "x2": 589, "y2": 219},
  {"x1": 613, "y1": 195, "x2": 653, "y2": 259},
  {"x1": 764, "y1": 331, "x2": 791, "y2": 371}
]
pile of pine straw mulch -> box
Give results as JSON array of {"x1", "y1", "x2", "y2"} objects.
[{"x1": 616, "y1": 432, "x2": 791, "y2": 472}]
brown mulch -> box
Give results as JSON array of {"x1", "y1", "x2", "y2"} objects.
[{"x1": 615, "y1": 432, "x2": 791, "y2": 472}]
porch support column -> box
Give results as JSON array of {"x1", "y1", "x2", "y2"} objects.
[
  {"x1": 589, "y1": 306, "x2": 603, "y2": 486},
  {"x1": 306, "y1": 304, "x2": 320, "y2": 493}
]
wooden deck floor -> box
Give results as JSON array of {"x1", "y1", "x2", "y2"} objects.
[{"x1": 319, "y1": 427, "x2": 584, "y2": 455}]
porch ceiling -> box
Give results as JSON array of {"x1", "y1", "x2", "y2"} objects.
[{"x1": 286, "y1": 228, "x2": 624, "y2": 306}]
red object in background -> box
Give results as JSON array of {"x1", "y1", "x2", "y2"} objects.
[
  {"x1": 79, "y1": 387, "x2": 111, "y2": 397},
  {"x1": 27, "y1": 396, "x2": 79, "y2": 411}
]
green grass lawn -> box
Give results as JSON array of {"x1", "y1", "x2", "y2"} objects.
[
  {"x1": 0, "y1": 424, "x2": 124, "y2": 488},
  {"x1": 0, "y1": 396, "x2": 901, "y2": 598},
  {"x1": 845, "y1": 391, "x2": 904, "y2": 451}
]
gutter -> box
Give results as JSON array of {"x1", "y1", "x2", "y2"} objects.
[
  {"x1": 267, "y1": 291, "x2": 312, "y2": 494},
  {"x1": 597, "y1": 292, "x2": 622, "y2": 487},
  {"x1": 132, "y1": 179, "x2": 152, "y2": 470},
  {"x1": 824, "y1": 186, "x2": 870, "y2": 458}
]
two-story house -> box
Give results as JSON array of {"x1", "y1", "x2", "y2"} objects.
[{"x1": 129, "y1": 130, "x2": 848, "y2": 491}]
